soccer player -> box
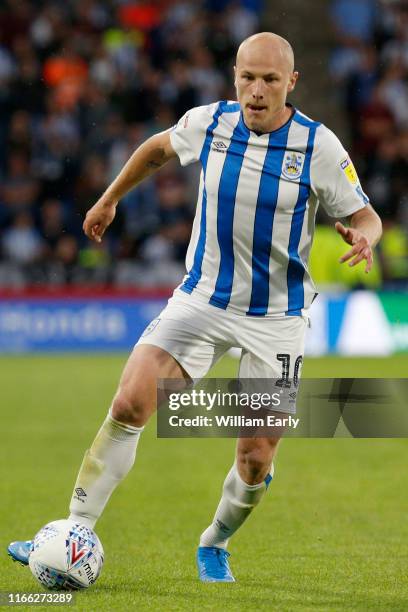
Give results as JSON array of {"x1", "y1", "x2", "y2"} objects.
[{"x1": 8, "y1": 32, "x2": 382, "y2": 582}]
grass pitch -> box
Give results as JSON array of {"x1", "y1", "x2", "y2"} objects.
[{"x1": 1, "y1": 354, "x2": 407, "y2": 611}]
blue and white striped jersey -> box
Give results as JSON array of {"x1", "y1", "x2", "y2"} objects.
[{"x1": 169, "y1": 101, "x2": 369, "y2": 317}]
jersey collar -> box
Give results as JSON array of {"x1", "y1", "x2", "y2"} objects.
[{"x1": 239, "y1": 103, "x2": 296, "y2": 137}]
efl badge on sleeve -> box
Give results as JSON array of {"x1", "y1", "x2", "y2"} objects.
[
  {"x1": 340, "y1": 157, "x2": 358, "y2": 185},
  {"x1": 281, "y1": 151, "x2": 305, "y2": 180}
]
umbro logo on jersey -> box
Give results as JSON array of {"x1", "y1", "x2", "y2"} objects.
[{"x1": 212, "y1": 141, "x2": 228, "y2": 153}]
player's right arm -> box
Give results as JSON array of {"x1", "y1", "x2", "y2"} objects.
[
  {"x1": 83, "y1": 130, "x2": 177, "y2": 243},
  {"x1": 84, "y1": 103, "x2": 214, "y2": 242}
]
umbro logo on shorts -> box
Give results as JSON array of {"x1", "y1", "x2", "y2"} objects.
[{"x1": 142, "y1": 318, "x2": 160, "y2": 337}]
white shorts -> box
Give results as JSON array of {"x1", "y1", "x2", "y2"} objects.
[{"x1": 136, "y1": 291, "x2": 307, "y2": 412}]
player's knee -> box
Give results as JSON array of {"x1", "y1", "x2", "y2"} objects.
[
  {"x1": 237, "y1": 452, "x2": 268, "y2": 484},
  {"x1": 237, "y1": 439, "x2": 279, "y2": 484},
  {"x1": 110, "y1": 390, "x2": 150, "y2": 428}
]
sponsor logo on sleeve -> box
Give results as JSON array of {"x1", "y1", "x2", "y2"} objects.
[
  {"x1": 340, "y1": 157, "x2": 359, "y2": 185},
  {"x1": 341, "y1": 157, "x2": 370, "y2": 203}
]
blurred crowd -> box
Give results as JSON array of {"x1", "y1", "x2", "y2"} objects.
[
  {"x1": 329, "y1": 0, "x2": 408, "y2": 287},
  {"x1": 0, "y1": 0, "x2": 261, "y2": 288},
  {"x1": 0, "y1": 0, "x2": 407, "y2": 291}
]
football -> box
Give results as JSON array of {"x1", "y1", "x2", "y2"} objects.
[{"x1": 28, "y1": 520, "x2": 104, "y2": 590}]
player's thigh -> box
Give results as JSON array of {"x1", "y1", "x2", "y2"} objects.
[
  {"x1": 111, "y1": 344, "x2": 190, "y2": 425},
  {"x1": 136, "y1": 298, "x2": 232, "y2": 383},
  {"x1": 114, "y1": 300, "x2": 231, "y2": 420},
  {"x1": 119, "y1": 343, "x2": 190, "y2": 403}
]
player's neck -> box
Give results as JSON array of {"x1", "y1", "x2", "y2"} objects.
[
  {"x1": 265, "y1": 104, "x2": 294, "y2": 132},
  {"x1": 250, "y1": 103, "x2": 294, "y2": 136}
]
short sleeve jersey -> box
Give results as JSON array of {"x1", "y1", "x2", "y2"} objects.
[{"x1": 169, "y1": 101, "x2": 369, "y2": 317}]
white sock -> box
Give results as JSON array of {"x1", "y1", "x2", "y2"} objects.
[
  {"x1": 68, "y1": 410, "x2": 143, "y2": 528},
  {"x1": 199, "y1": 462, "x2": 274, "y2": 549}
]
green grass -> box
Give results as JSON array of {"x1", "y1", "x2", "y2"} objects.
[{"x1": 1, "y1": 355, "x2": 408, "y2": 611}]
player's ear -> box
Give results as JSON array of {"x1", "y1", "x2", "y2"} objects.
[
  {"x1": 287, "y1": 71, "x2": 299, "y2": 93},
  {"x1": 233, "y1": 65, "x2": 237, "y2": 87}
]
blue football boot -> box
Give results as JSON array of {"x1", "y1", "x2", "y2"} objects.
[
  {"x1": 7, "y1": 540, "x2": 33, "y2": 566},
  {"x1": 197, "y1": 546, "x2": 235, "y2": 582}
]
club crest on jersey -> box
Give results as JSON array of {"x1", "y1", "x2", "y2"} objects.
[{"x1": 281, "y1": 151, "x2": 305, "y2": 180}]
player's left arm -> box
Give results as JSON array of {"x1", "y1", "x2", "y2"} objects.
[{"x1": 335, "y1": 203, "x2": 382, "y2": 273}]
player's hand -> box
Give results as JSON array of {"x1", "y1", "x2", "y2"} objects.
[
  {"x1": 83, "y1": 198, "x2": 117, "y2": 243},
  {"x1": 335, "y1": 221, "x2": 373, "y2": 273}
]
